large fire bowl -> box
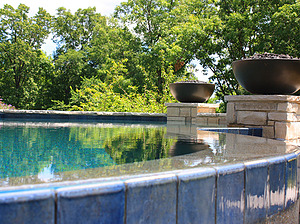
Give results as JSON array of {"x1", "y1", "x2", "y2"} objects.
[
  {"x1": 169, "y1": 81, "x2": 215, "y2": 103},
  {"x1": 232, "y1": 55, "x2": 300, "y2": 95}
]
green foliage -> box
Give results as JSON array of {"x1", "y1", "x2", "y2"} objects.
[
  {"x1": 52, "y1": 76, "x2": 176, "y2": 113},
  {"x1": 0, "y1": 4, "x2": 52, "y2": 109},
  {"x1": 1, "y1": 2, "x2": 300, "y2": 111}
]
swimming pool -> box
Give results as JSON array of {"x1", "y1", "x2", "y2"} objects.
[{"x1": 0, "y1": 111, "x2": 299, "y2": 223}]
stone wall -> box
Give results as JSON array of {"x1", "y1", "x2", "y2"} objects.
[
  {"x1": 225, "y1": 95, "x2": 300, "y2": 143},
  {"x1": 165, "y1": 103, "x2": 225, "y2": 126}
]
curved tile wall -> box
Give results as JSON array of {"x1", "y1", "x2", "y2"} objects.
[{"x1": 0, "y1": 152, "x2": 298, "y2": 224}]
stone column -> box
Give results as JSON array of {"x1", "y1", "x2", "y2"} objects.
[
  {"x1": 225, "y1": 95, "x2": 300, "y2": 143},
  {"x1": 165, "y1": 103, "x2": 219, "y2": 124}
]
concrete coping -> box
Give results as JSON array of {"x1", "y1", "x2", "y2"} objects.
[
  {"x1": 0, "y1": 109, "x2": 167, "y2": 117},
  {"x1": 197, "y1": 113, "x2": 226, "y2": 117},
  {"x1": 225, "y1": 95, "x2": 300, "y2": 103},
  {"x1": 165, "y1": 103, "x2": 219, "y2": 108}
]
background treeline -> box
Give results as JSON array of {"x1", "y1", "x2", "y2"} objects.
[{"x1": 0, "y1": 0, "x2": 299, "y2": 112}]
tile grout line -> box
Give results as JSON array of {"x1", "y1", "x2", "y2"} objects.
[
  {"x1": 54, "y1": 191, "x2": 58, "y2": 224},
  {"x1": 124, "y1": 182, "x2": 128, "y2": 224},
  {"x1": 176, "y1": 175, "x2": 179, "y2": 224},
  {"x1": 214, "y1": 168, "x2": 218, "y2": 224}
]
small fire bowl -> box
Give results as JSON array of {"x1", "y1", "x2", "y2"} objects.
[
  {"x1": 169, "y1": 82, "x2": 215, "y2": 103},
  {"x1": 232, "y1": 59, "x2": 300, "y2": 94}
]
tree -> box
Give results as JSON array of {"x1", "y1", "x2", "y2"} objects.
[
  {"x1": 177, "y1": 0, "x2": 299, "y2": 105},
  {"x1": 0, "y1": 4, "x2": 52, "y2": 108},
  {"x1": 115, "y1": 0, "x2": 197, "y2": 97},
  {"x1": 53, "y1": 7, "x2": 106, "y2": 53}
]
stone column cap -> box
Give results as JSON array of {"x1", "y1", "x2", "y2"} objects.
[
  {"x1": 225, "y1": 95, "x2": 300, "y2": 103},
  {"x1": 165, "y1": 103, "x2": 219, "y2": 108}
]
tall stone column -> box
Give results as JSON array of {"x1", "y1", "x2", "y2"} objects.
[{"x1": 225, "y1": 95, "x2": 300, "y2": 143}]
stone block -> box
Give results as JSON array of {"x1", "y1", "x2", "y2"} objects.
[
  {"x1": 237, "y1": 111, "x2": 267, "y2": 126},
  {"x1": 263, "y1": 126, "x2": 275, "y2": 139},
  {"x1": 277, "y1": 102, "x2": 299, "y2": 113},
  {"x1": 208, "y1": 117, "x2": 219, "y2": 125},
  {"x1": 196, "y1": 117, "x2": 208, "y2": 125},
  {"x1": 226, "y1": 102, "x2": 236, "y2": 124},
  {"x1": 185, "y1": 117, "x2": 192, "y2": 123},
  {"x1": 167, "y1": 107, "x2": 179, "y2": 117},
  {"x1": 191, "y1": 108, "x2": 197, "y2": 117},
  {"x1": 179, "y1": 125, "x2": 193, "y2": 135},
  {"x1": 167, "y1": 117, "x2": 185, "y2": 122},
  {"x1": 180, "y1": 107, "x2": 191, "y2": 117},
  {"x1": 191, "y1": 118, "x2": 197, "y2": 124},
  {"x1": 268, "y1": 112, "x2": 298, "y2": 122},
  {"x1": 267, "y1": 121, "x2": 275, "y2": 126},
  {"x1": 275, "y1": 122, "x2": 300, "y2": 140},
  {"x1": 219, "y1": 117, "x2": 226, "y2": 125},
  {"x1": 235, "y1": 102, "x2": 276, "y2": 111},
  {"x1": 225, "y1": 95, "x2": 300, "y2": 103},
  {"x1": 167, "y1": 117, "x2": 185, "y2": 125}
]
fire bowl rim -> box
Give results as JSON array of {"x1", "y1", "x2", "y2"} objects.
[
  {"x1": 232, "y1": 58, "x2": 300, "y2": 95},
  {"x1": 169, "y1": 82, "x2": 215, "y2": 103}
]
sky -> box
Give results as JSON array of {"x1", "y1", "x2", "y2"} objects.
[{"x1": 0, "y1": 0, "x2": 210, "y2": 81}]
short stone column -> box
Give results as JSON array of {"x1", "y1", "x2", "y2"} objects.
[
  {"x1": 165, "y1": 103, "x2": 219, "y2": 124},
  {"x1": 225, "y1": 95, "x2": 300, "y2": 143}
]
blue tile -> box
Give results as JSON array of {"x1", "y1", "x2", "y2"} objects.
[
  {"x1": 125, "y1": 174, "x2": 177, "y2": 224},
  {"x1": 252, "y1": 128, "x2": 263, "y2": 137},
  {"x1": 284, "y1": 153, "x2": 298, "y2": 208},
  {"x1": 267, "y1": 156, "x2": 286, "y2": 216},
  {"x1": 228, "y1": 129, "x2": 238, "y2": 134},
  {"x1": 244, "y1": 160, "x2": 269, "y2": 224},
  {"x1": 56, "y1": 181, "x2": 125, "y2": 224},
  {"x1": 0, "y1": 189, "x2": 55, "y2": 224},
  {"x1": 177, "y1": 168, "x2": 216, "y2": 224},
  {"x1": 216, "y1": 163, "x2": 245, "y2": 224},
  {"x1": 238, "y1": 129, "x2": 249, "y2": 136}
]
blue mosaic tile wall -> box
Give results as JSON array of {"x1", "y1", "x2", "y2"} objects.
[{"x1": 0, "y1": 152, "x2": 298, "y2": 224}]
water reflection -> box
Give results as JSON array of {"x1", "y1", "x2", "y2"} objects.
[
  {"x1": 0, "y1": 121, "x2": 297, "y2": 187},
  {"x1": 0, "y1": 121, "x2": 177, "y2": 180}
]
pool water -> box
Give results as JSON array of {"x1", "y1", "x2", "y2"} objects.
[
  {"x1": 0, "y1": 120, "x2": 178, "y2": 179},
  {"x1": 0, "y1": 120, "x2": 294, "y2": 188}
]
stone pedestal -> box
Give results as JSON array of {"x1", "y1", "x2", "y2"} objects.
[
  {"x1": 225, "y1": 95, "x2": 300, "y2": 142},
  {"x1": 165, "y1": 103, "x2": 219, "y2": 124}
]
